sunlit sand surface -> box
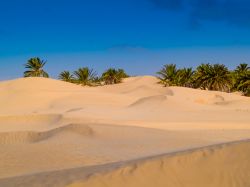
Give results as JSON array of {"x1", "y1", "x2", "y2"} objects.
[{"x1": 0, "y1": 76, "x2": 250, "y2": 186}]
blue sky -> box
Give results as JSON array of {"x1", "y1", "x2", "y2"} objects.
[{"x1": 0, "y1": 0, "x2": 250, "y2": 79}]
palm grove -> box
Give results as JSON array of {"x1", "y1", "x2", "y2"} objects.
[
  {"x1": 24, "y1": 57, "x2": 250, "y2": 96},
  {"x1": 24, "y1": 57, "x2": 129, "y2": 86}
]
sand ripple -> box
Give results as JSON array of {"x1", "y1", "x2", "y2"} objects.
[{"x1": 0, "y1": 124, "x2": 94, "y2": 144}]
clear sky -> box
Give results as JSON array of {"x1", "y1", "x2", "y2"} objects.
[{"x1": 0, "y1": 0, "x2": 250, "y2": 79}]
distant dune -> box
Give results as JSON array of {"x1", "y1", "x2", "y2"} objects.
[{"x1": 0, "y1": 76, "x2": 250, "y2": 186}]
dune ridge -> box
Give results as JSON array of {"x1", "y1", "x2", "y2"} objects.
[
  {"x1": 70, "y1": 140, "x2": 250, "y2": 187},
  {"x1": 0, "y1": 140, "x2": 250, "y2": 187}
]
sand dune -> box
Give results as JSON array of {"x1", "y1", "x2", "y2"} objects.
[
  {"x1": 67, "y1": 140, "x2": 250, "y2": 187},
  {"x1": 0, "y1": 76, "x2": 250, "y2": 186},
  {"x1": 1, "y1": 140, "x2": 249, "y2": 187}
]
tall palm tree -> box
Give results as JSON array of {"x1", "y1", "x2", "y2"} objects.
[
  {"x1": 73, "y1": 67, "x2": 97, "y2": 86},
  {"x1": 58, "y1": 71, "x2": 74, "y2": 83},
  {"x1": 232, "y1": 63, "x2": 250, "y2": 96},
  {"x1": 102, "y1": 68, "x2": 122, "y2": 85},
  {"x1": 24, "y1": 58, "x2": 49, "y2": 77},
  {"x1": 157, "y1": 64, "x2": 178, "y2": 86},
  {"x1": 192, "y1": 63, "x2": 211, "y2": 89},
  {"x1": 194, "y1": 63, "x2": 231, "y2": 91}
]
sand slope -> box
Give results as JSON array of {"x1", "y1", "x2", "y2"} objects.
[
  {"x1": 69, "y1": 140, "x2": 250, "y2": 187},
  {"x1": 0, "y1": 76, "x2": 250, "y2": 186},
  {"x1": 1, "y1": 140, "x2": 249, "y2": 187}
]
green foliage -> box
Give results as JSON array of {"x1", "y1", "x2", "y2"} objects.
[
  {"x1": 73, "y1": 67, "x2": 97, "y2": 86},
  {"x1": 57, "y1": 67, "x2": 128, "y2": 86},
  {"x1": 193, "y1": 63, "x2": 231, "y2": 92},
  {"x1": 117, "y1": 69, "x2": 129, "y2": 78},
  {"x1": 157, "y1": 64, "x2": 178, "y2": 86},
  {"x1": 157, "y1": 64, "x2": 194, "y2": 87},
  {"x1": 101, "y1": 68, "x2": 128, "y2": 85},
  {"x1": 58, "y1": 71, "x2": 74, "y2": 83},
  {"x1": 232, "y1": 63, "x2": 250, "y2": 96},
  {"x1": 87, "y1": 62, "x2": 248, "y2": 96},
  {"x1": 25, "y1": 58, "x2": 247, "y2": 96},
  {"x1": 24, "y1": 58, "x2": 49, "y2": 78},
  {"x1": 176, "y1": 68, "x2": 195, "y2": 87},
  {"x1": 157, "y1": 63, "x2": 245, "y2": 94}
]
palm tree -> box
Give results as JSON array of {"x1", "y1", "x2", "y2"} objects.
[
  {"x1": 176, "y1": 68, "x2": 195, "y2": 87},
  {"x1": 73, "y1": 67, "x2": 97, "y2": 86},
  {"x1": 235, "y1": 63, "x2": 250, "y2": 73},
  {"x1": 193, "y1": 63, "x2": 231, "y2": 92},
  {"x1": 193, "y1": 64, "x2": 211, "y2": 89},
  {"x1": 232, "y1": 63, "x2": 250, "y2": 96},
  {"x1": 117, "y1": 69, "x2": 129, "y2": 79},
  {"x1": 102, "y1": 68, "x2": 122, "y2": 85},
  {"x1": 24, "y1": 58, "x2": 49, "y2": 77},
  {"x1": 157, "y1": 64, "x2": 178, "y2": 86},
  {"x1": 58, "y1": 71, "x2": 74, "y2": 83}
]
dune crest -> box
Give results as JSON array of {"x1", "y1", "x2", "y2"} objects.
[{"x1": 67, "y1": 140, "x2": 250, "y2": 187}]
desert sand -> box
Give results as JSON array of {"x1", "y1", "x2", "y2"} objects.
[{"x1": 0, "y1": 76, "x2": 250, "y2": 187}]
